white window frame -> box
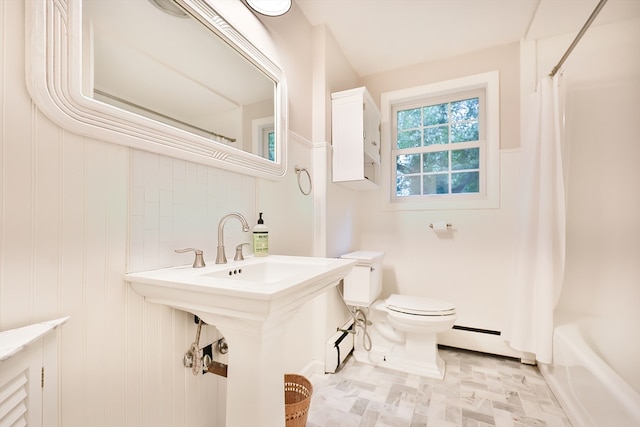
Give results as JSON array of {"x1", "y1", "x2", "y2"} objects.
[
  {"x1": 252, "y1": 116, "x2": 275, "y2": 161},
  {"x1": 381, "y1": 71, "x2": 500, "y2": 210}
]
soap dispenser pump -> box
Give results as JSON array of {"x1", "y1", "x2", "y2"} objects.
[{"x1": 253, "y1": 213, "x2": 268, "y2": 257}]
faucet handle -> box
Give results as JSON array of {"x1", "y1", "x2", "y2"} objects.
[
  {"x1": 175, "y1": 248, "x2": 206, "y2": 268},
  {"x1": 234, "y1": 243, "x2": 249, "y2": 261}
]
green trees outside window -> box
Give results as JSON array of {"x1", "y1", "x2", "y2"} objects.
[{"x1": 395, "y1": 97, "x2": 481, "y2": 197}]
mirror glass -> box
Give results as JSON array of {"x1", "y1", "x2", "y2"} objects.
[
  {"x1": 83, "y1": 0, "x2": 276, "y2": 161},
  {"x1": 26, "y1": 0, "x2": 287, "y2": 178}
]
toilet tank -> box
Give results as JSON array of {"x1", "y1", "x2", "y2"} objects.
[{"x1": 340, "y1": 251, "x2": 384, "y2": 307}]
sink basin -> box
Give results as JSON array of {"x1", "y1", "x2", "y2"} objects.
[
  {"x1": 203, "y1": 259, "x2": 316, "y2": 283},
  {"x1": 125, "y1": 255, "x2": 356, "y2": 322},
  {"x1": 125, "y1": 254, "x2": 356, "y2": 427}
]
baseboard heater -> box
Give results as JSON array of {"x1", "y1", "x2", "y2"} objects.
[
  {"x1": 325, "y1": 320, "x2": 354, "y2": 374},
  {"x1": 442, "y1": 324, "x2": 529, "y2": 360},
  {"x1": 452, "y1": 325, "x2": 501, "y2": 335}
]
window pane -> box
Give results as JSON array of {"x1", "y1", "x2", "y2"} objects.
[
  {"x1": 451, "y1": 172, "x2": 479, "y2": 193},
  {"x1": 397, "y1": 129, "x2": 421, "y2": 149},
  {"x1": 423, "y1": 103, "x2": 448, "y2": 126},
  {"x1": 396, "y1": 175, "x2": 420, "y2": 197},
  {"x1": 451, "y1": 98, "x2": 479, "y2": 121},
  {"x1": 451, "y1": 148, "x2": 479, "y2": 170},
  {"x1": 396, "y1": 154, "x2": 420, "y2": 174},
  {"x1": 397, "y1": 108, "x2": 421, "y2": 130},
  {"x1": 423, "y1": 174, "x2": 449, "y2": 194},
  {"x1": 268, "y1": 132, "x2": 275, "y2": 161},
  {"x1": 451, "y1": 121, "x2": 478, "y2": 142},
  {"x1": 423, "y1": 126, "x2": 448, "y2": 146},
  {"x1": 391, "y1": 85, "x2": 488, "y2": 205},
  {"x1": 423, "y1": 151, "x2": 448, "y2": 172}
]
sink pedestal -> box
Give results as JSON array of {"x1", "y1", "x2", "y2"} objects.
[
  {"x1": 125, "y1": 255, "x2": 357, "y2": 427},
  {"x1": 206, "y1": 314, "x2": 291, "y2": 426}
]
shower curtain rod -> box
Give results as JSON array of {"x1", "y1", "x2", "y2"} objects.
[{"x1": 549, "y1": 0, "x2": 609, "y2": 77}]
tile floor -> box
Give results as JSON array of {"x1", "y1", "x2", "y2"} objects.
[{"x1": 307, "y1": 346, "x2": 571, "y2": 427}]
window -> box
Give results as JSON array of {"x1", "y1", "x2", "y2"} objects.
[
  {"x1": 394, "y1": 91, "x2": 483, "y2": 197},
  {"x1": 262, "y1": 127, "x2": 276, "y2": 161},
  {"x1": 252, "y1": 116, "x2": 276, "y2": 161},
  {"x1": 381, "y1": 71, "x2": 499, "y2": 210}
]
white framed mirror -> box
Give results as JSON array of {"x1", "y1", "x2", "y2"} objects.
[{"x1": 25, "y1": 0, "x2": 287, "y2": 179}]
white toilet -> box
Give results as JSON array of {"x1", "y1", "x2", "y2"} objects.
[{"x1": 341, "y1": 251, "x2": 456, "y2": 379}]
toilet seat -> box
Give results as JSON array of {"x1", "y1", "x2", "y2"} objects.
[{"x1": 385, "y1": 294, "x2": 456, "y2": 317}]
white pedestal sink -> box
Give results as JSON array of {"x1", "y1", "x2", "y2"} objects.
[{"x1": 125, "y1": 255, "x2": 355, "y2": 427}]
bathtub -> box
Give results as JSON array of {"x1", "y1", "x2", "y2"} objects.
[{"x1": 539, "y1": 317, "x2": 640, "y2": 427}]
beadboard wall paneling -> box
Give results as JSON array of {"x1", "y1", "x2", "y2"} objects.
[
  {"x1": 1, "y1": 0, "x2": 34, "y2": 327},
  {"x1": 4, "y1": 0, "x2": 318, "y2": 424},
  {"x1": 58, "y1": 131, "x2": 88, "y2": 427},
  {"x1": 32, "y1": 110, "x2": 63, "y2": 323},
  {"x1": 1, "y1": 1, "x2": 226, "y2": 425}
]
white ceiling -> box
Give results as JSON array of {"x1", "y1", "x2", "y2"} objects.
[{"x1": 295, "y1": 0, "x2": 640, "y2": 77}]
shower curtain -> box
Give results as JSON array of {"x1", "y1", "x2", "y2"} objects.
[{"x1": 503, "y1": 75, "x2": 566, "y2": 364}]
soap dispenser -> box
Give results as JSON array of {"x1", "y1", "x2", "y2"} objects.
[{"x1": 253, "y1": 213, "x2": 268, "y2": 257}]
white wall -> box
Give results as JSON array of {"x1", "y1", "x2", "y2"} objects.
[
  {"x1": 254, "y1": 8, "x2": 346, "y2": 373},
  {"x1": 346, "y1": 44, "x2": 522, "y2": 354},
  {"x1": 313, "y1": 24, "x2": 361, "y2": 260},
  {"x1": 328, "y1": 16, "x2": 639, "y2": 377},
  {"x1": 312, "y1": 25, "x2": 364, "y2": 340},
  {"x1": 0, "y1": 1, "x2": 317, "y2": 426},
  {"x1": 351, "y1": 14, "x2": 639, "y2": 387},
  {"x1": 129, "y1": 152, "x2": 256, "y2": 274},
  {"x1": 353, "y1": 150, "x2": 522, "y2": 334}
]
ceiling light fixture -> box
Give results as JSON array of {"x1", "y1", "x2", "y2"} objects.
[
  {"x1": 245, "y1": 0, "x2": 291, "y2": 16},
  {"x1": 149, "y1": 0, "x2": 189, "y2": 17}
]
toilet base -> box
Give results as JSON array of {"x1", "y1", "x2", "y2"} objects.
[
  {"x1": 353, "y1": 347, "x2": 446, "y2": 380},
  {"x1": 352, "y1": 330, "x2": 447, "y2": 380}
]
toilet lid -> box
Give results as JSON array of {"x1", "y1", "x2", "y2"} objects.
[{"x1": 385, "y1": 294, "x2": 456, "y2": 316}]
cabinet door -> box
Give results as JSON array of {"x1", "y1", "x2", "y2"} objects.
[
  {"x1": 331, "y1": 87, "x2": 381, "y2": 189},
  {"x1": 363, "y1": 97, "x2": 380, "y2": 164},
  {"x1": 332, "y1": 93, "x2": 365, "y2": 183},
  {"x1": 0, "y1": 343, "x2": 43, "y2": 427}
]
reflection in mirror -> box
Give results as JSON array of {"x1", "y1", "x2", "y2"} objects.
[
  {"x1": 83, "y1": 0, "x2": 276, "y2": 161},
  {"x1": 252, "y1": 116, "x2": 275, "y2": 161}
]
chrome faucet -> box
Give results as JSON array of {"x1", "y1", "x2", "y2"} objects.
[{"x1": 216, "y1": 212, "x2": 250, "y2": 264}]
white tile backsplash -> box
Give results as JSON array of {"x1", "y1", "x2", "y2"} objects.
[{"x1": 129, "y1": 150, "x2": 256, "y2": 272}]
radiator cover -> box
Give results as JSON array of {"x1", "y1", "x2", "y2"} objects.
[{"x1": 324, "y1": 321, "x2": 354, "y2": 373}]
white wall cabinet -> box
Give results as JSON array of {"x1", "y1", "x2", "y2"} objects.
[{"x1": 331, "y1": 87, "x2": 381, "y2": 190}]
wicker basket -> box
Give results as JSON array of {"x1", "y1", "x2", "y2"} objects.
[{"x1": 284, "y1": 374, "x2": 313, "y2": 427}]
